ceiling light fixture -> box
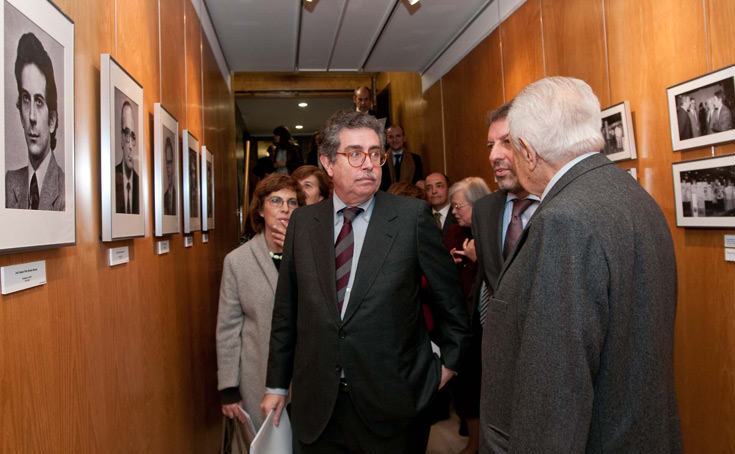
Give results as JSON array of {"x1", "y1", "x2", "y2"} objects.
[
  {"x1": 295, "y1": 125, "x2": 304, "y2": 130},
  {"x1": 298, "y1": 102, "x2": 308, "y2": 108},
  {"x1": 408, "y1": 0, "x2": 420, "y2": 5}
]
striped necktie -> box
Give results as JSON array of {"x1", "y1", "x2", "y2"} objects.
[{"x1": 335, "y1": 207, "x2": 363, "y2": 315}]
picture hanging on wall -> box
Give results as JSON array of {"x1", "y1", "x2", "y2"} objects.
[
  {"x1": 672, "y1": 154, "x2": 735, "y2": 228},
  {"x1": 0, "y1": 0, "x2": 75, "y2": 252},
  {"x1": 153, "y1": 103, "x2": 180, "y2": 237},
  {"x1": 182, "y1": 131, "x2": 200, "y2": 234},
  {"x1": 626, "y1": 168, "x2": 638, "y2": 181},
  {"x1": 600, "y1": 101, "x2": 636, "y2": 162},
  {"x1": 667, "y1": 65, "x2": 735, "y2": 151},
  {"x1": 100, "y1": 53, "x2": 145, "y2": 241},
  {"x1": 201, "y1": 146, "x2": 214, "y2": 231}
]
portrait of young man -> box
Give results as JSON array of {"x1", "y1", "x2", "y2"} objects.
[
  {"x1": 162, "y1": 133, "x2": 177, "y2": 216},
  {"x1": 5, "y1": 28, "x2": 65, "y2": 211},
  {"x1": 189, "y1": 148, "x2": 199, "y2": 217}
]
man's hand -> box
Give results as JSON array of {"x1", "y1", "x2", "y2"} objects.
[
  {"x1": 260, "y1": 393, "x2": 287, "y2": 427},
  {"x1": 438, "y1": 365, "x2": 457, "y2": 390},
  {"x1": 221, "y1": 402, "x2": 246, "y2": 424}
]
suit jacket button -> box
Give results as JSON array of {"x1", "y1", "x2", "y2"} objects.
[{"x1": 338, "y1": 329, "x2": 346, "y2": 340}]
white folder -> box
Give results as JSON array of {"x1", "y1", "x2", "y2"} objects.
[{"x1": 250, "y1": 409, "x2": 293, "y2": 454}]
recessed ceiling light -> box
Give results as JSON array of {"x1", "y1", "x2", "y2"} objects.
[
  {"x1": 295, "y1": 125, "x2": 304, "y2": 130},
  {"x1": 298, "y1": 102, "x2": 308, "y2": 108},
  {"x1": 408, "y1": 0, "x2": 420, "y2": 4}
]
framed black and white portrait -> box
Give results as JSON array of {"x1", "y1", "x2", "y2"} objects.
[
  {"x1": 667, "y1": 65, "x2": 735, "y2": 151},
  {"x1": 672, "y1": 154, "x2": 735, "y2": 228},
  {"x1": 0, "y1": 0, "x2": 74, "y2": 252},
  {"x1": 600, "y1": 101, "x2": 636, "y2": 162},
  {"x1": 100, "y1": 54, "x2": 145, "y2": 241},
  {"x1": 201, "y1": 146, "x2": 214, "y2": 231},
  {"x1": 182, "y1": 131, "x2": 200, "y2": 233},
  {"x1": 153, "y1": 103, "x2": 179, "y2": 236}
]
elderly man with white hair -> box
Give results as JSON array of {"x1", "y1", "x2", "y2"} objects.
[{"x1": 480, "y1": 77, "x2": 682, "y2": 453}]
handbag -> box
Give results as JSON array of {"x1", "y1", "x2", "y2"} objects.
[{"x1": 221, "y1": 415, "x2": 253, "y2": 454}]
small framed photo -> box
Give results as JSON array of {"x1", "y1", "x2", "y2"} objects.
[
  {"x1": 153, "y1": 104, "x2": 180, "y2": 236},
  {"x1": 201, "y1": 146, "x2": 214, "y2": 231},
  {"x1": 100, "y1": 54, "x2": 145, "y2": 241},
  {"x1": 672, "y1": 154, "x2": 735, "y2": 228},
  {"x1": 600, "y1": 101, "x2": 636, "y2": 162},
  {"x1": 667, "y1": 65, "x2": 735, "y2": 151},
  {"x1": 0, "y1": 0, "x2": 75, "y2": 252},
  {"x1": 182, "y1": 131, "x2": 200, "y2": 233}
]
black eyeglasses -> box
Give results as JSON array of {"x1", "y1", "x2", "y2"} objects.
[
  {"x1": 122, "y1": 127, "x2": 136, "y2": 145},
  {"x1": 336, "y1": 149, "x2": 387, "y2": 168}
]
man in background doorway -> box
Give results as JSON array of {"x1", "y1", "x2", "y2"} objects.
[
  {"x1": 425, "y1": 172, "x2": 456, "y2": 236},
  {"x1": 379, "y1": 124, "x2": 423, "y2": 190}
]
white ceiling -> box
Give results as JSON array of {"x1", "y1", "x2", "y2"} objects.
[
  {"x1": 236, "y1": 95, "x2": 354, "y2": 137},
  {"x1": 205, "y1": 0, "x2": 527, "y2": 89}
]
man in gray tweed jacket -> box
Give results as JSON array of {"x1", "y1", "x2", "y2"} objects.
[{"x1": 480, "y1": 76, "x2": 682, "y2": 453}]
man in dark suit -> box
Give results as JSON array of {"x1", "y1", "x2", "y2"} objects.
[
  {"x1": 5, "y1": 32, "x2": 64, "y2": 211},
  {"x1": 115, "y1": 100, "x2": 139, "y2": 214},
  {"x1": 353, "y1": 86, "x2": 378, "y2": 117},
  {"x1": 379, "y1": 124, "x2": 423, "y2": 190},
  {"x1": 425, "y1": 172, "x2": 456, "y2": 236},
  {"x1": 677, "y1": 95, "x2": 693, "y2": 140},
  {"x1": 262, "y1": 110, "x2": 470, "y2": 452},
  {"x1": 481, "y1": 77, "x2": 681, "y2": 452},
  {"x1": 163, "y1": 137, "x2": 177, "y2": 215}
]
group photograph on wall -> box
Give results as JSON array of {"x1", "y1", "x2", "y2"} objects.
[
  {"x1": 153, "y1": 103, "x2": 180, "y2": 237},
  {"x1": 100, "y1": 53, "x2": 145, "y2": 241},
  {"x1": 0, "y1": 0, "x2": 75, "y2": 252},
  {"x1": 668, "y1": 65, "x2": 735, "y2": 151},
  {"x1": 672, "y1": 154, "x2": 735, "y2": 228},
  {"x1": 600, "y1": 100, "x2": 637, "y2": 162}
]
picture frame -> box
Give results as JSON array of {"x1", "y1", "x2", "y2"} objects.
[
  {"x1": 153, "y1": 103, "x2": 180, "y2": 236},
  {"x1": 667, "y1": 65, "x2": 735, "y2": 151},
  {"x1": 600, "y1": 100, "x2": 636, "y2": 162},
  {"x1": 626, "y1": 168, "x2": 638, "y2": 181},
  {"x1": 100, "y1": 53, "x2": 145, "y2": 241},
  {"x1": 182, "y1": 130, "x2": 200, "y2": 233},
  {"x1": 0, "y1": 0, "x2": 75, "y2": 252},
  {"x1": 672, "y1": 154, "x2": 735, "y2": 228},
  {"x1": 201, "y1": 146, "x2": 214, "y2": 231}
]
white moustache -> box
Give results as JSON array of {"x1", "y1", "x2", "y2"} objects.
[{"x1": 357, "y1": 171, "x2": 377, "y2": 181}]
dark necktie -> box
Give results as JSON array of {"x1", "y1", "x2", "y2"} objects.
[
  {"x1": 29, "y1": 172, "x2": 39, "y2": 210},
  {"x1": 126, "y1": 182, "x2": 131, "y2": 213},
  {"x1": 394, "y1": 154, "x2": 402, "y2": 181},
  {"x1": 335, "y1": 207, "x2": 363, "y2": 315},
  {"x1": 433, "y1": 212, "x2": 442, "y2": 228},
  {"x1": 503, "y1": 198, "x2": 534, "y2": 259}
]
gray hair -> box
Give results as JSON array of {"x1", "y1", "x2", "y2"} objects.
[
  {"x1": 507, "y1": 77, "x2": 604, "y2": 165},
  {"x1": 319, "y1": 110, "x2": 385, "y2": 161},
  {"x1": 448, "y1": 177, "x2": 490, "y2": 206}
]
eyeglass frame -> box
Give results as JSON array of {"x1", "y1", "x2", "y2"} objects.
[
  {"x1": 335, "y1": 148, "x2": 387, "y2": 168},
  {"x1": 121, "y1": 127, "x2": 137, "y2": 145},
  {"x1": 451, "y1": 201, "x2": 470, "y2": 210},
  {"x1": 266, "y1": 195, "x2": 299, "y2": 209}
]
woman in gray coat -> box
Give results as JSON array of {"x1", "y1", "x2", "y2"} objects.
[{"x1": 216, "y1": 174, "x2": 305, "y2": 430}]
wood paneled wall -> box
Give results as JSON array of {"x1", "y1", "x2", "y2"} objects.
[
  {"x1": 0, "y1": 0, "x2": 237, "y2": 452},
  {"x1": 387, "y1": 0, "x2": 735, "y2": 451}
]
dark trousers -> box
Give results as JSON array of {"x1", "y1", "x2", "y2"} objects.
[{"x1": 298, "y1": 387, "x2": 430, "y2": 454}]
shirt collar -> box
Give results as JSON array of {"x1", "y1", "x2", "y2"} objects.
[
  {"x1": 28, "y1": 151, "x2": 53, "y2": 194},
  {"x1": 333, "y1": 193, "x2": 374, "y2": 223},
  {"x1": 541, "y1": 152, "x2": 597, "y2": 201}
]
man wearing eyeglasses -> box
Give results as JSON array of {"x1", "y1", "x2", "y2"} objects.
[
  {"x1": 115, "y1": 100, "x2": 139, "y2": 214},
  {"x1": 262, "y1": 110, "x2": 470, "y2": 453},
  {"x1": 5, "y1": 32, "x2": 64, "y2": 211}
]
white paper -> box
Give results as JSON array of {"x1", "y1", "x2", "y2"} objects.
[{"x1": 250, "y1": 409, "x2": 292, "y2": 454}]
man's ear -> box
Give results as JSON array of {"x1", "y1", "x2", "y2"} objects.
[
  {"x1": 319, "y1": 154, "x2": 334, "y2": 177},
  {"x1": 48, "y1": 111, "x2": 58, "y2": 134},
  {"x1": 517, "y1": 137, "x2": 539, "y2": 171}
]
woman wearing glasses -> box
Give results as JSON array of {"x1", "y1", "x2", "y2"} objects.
[{"x1": 216, "y1": 174, "x2": 305, "y2": 431}]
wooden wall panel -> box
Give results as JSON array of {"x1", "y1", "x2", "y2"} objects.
[
  {"x1": 441, "y1": 31, "x2": 503, "y2": 184},
  {"x1": 499, "y1": 0, "x2": 544, "y2": 100},
  {"x1": 185, "y1": 0, "x2": 202, "y2": 138},
  {"x1": 541, "y1": 0, "x2": 609, "y2": 105},
  {"x1": 419, "y1": 81, "x2": 445, "y2": 176},
  {"x1": 0, "y1": 0, "x2": 236, "y2": 452}
]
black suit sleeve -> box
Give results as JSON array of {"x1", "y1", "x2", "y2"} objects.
[
  {"x1": 415, "y1": 202, "x2": 470, "y2": 372},
  {"x1": 266, "y1": 210, "x2": 300, "y2": 389}
]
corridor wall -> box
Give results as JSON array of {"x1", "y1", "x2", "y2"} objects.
[{"x1": 0, "y1": 0, "x2": 237, "y2": 452}]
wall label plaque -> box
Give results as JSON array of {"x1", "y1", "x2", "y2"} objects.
[
  {"x1": 156, "y1": 240, "x2": 170, "y2": 255},
  {"x1": 108, "y1": 246, "x2": 130, "y2": 266},
  {"x1": 1, "y1": 261, "x2": 47, "y2": 295}
]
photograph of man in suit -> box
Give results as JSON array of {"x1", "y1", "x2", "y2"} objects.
[
  {"x1": 5, "y1": 32, "x2": 64, "y2": 211},
  {"x1": 163, "y1": 135, "x2": 176, "y2": 215},
  {"x1": 481, "y1": 77, "x2": 681, "y2": 452},
  {"x1": 709, "y1": 89, "x2": 733, "y2": 133},
  {"x1": 189, "y1": 148, "x2": 199, "y2": 217},
  {"x1": 677, "y1": 94, "x2": 693, "y2": 140},
  {"x1": 115, "y1": 99, "x2": 139, "y2": 214},
  {"x1": 261, "y1": 110, "x2": 470, "y2": 453}
]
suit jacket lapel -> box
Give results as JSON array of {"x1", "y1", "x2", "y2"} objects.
[
  {"x1": 39, "y1": 154, "x2": 61, "y2": 209},
  {"x1": 309, "y1": 199, "x2": 341, "y2": 322},
  {"x1": 342, "y1": 192, "x2": 397, "y2": 324}
]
